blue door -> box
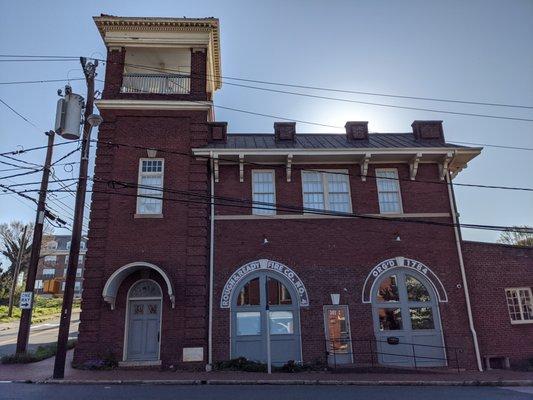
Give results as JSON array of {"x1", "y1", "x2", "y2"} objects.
[
  {"x1": 372, "y1": 270, "x2": 446, "y2": 367},
  {"x1": 231, "y1": 273, "x2": 301, "y2": 365},
  {"x1": 126, "y1": 280, "x2": 162, "y2": 361}
]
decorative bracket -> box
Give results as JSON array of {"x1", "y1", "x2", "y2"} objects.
[
  {"x1": 239, "y1": 154, "x2": 244, "y2": 183},
  {"x1": 213, "y1": 154, "x2": 219, "y2": 183},
  {"x1": 439, "y1": 151, "x2": 454, "y2": 181},
  {"x1": 409, "y1": 152, "x2": 422, "y2": 180},
  {"x1": 286, "y1": 154, "x2": 293, "y2": 182},
  {"x1": 450, "y1": 165, "x2": 466, "y2": 180},
  {"x1": 360, "y1": 153, "x2": 371, "y2": 181}
]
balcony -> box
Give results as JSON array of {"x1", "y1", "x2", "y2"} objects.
[{"x1": 121, "y1": 73, "x2": 191, "y2": 95}]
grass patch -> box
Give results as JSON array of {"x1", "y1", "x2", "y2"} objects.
[
  {"x1": 0, "y1": 296, "x2": 80, "y2": 324},
  {"x1": 1, "y1": 339, "x2": 77, "y2": 364}
]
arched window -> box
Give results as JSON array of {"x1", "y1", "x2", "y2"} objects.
[{"x1": 129, "y1": 279, "x2": 162, "y2": 299}]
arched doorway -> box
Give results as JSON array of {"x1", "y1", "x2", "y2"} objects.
[
  {"x1": 372, "y1": 269, "x2": 446, "y2": 367},
  {"x1": 231, "y1": 272, "x2": 302, "y2": 365},
  {"x1": 124, "y1": 279, "x2": 162, "y2": 362}
]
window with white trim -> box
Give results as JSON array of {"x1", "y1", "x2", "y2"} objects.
[
  {"x1": 42, "y1": 268, "x2": 55, "y2": 277},
  {"x1": 505, "y1": 287, "x2": 533, "y2": 324},
  {"x1": 302, "y1": 171, "x2": 351, "y2": 213},
  {"x1": 252, "y1": 170, "x2": 276, "y2": 215},
  {"x1": 35, "y1": 280, "x2": 43, "y2": 289},
  {"x1": 44, "y1": 255, "x2": 57, "y2": 263},
  {"x1": 375, "y1": 168, "x2": 403, "y2": 214},
  {"x1": 137, "y1": 159, "x2": 164, "y2": 215}
]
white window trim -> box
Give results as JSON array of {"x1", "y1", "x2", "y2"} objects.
[
  {"x1": 136, "y1": 158, "x2": 165, "y2": 216},
  {"x1": 505, "y1": 287, "x2": 533, "y2": 325},
  {"x1": 251, "y1": 169, "x2": 276, "y2": 215},
  {"x1": 301, "y1": 169, "x2": 353, "y2": 213},
  {"x1": 375, "y1": 168, "x2": 404, "y2": 214}
]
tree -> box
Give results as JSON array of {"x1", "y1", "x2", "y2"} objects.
[{"x1": 498, "y1": 226, "x2": 533, "y2": 247}]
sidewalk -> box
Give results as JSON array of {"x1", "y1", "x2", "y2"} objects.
[{"x1": 0, "y1": 350, "x2": 532, "y2": 386}]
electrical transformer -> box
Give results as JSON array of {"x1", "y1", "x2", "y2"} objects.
[{"x1": 54, "y1": 92, "x2": 84, "y2": 140}]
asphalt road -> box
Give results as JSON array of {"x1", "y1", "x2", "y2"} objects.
[
  {"x1": 0, "y1": 312, "x2": 79, "y2": 356},
  {"x1": 0, "y1": 384, "x2": 532, "y2": 400}
]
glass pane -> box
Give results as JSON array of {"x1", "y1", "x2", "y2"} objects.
[
  {"x1": 378, "y1": 308, "x2": 403, "y2": 331},
  {"x1": 409, "y1": 307, "x2": 435, "y2": 329},
  {"x1": 130, "y1": 280, "x2": 162, "y2": 298},
  {"x1": 327, "y1": 307, "x2": 351, "y2": 353},
  {"x1": 253, "y1": 171, "x2": 276, "y2": 215},
  {"x1": 519, "y1": 289, "x2": 533, "y2": 320},
  {"x1": 236, "y1": 312, "x2": 261, "y2": 336},
  {"x1": 506, "y1": 290, "x2": 522, "y2": 321},
  {"x1": 376, "y1": 169, "x2": 401, "y2": 213},
  {"x1": 237, "y1": 278, "x2": 260, "y2": 306},
  {"x1": 377, "y1": 275, "x2": 399, "y2": 302},
  {"x1": 326, "y1": 173, "x2": 350, "y2": 213},
  {"x1": 269, "y1": 311, "x2": 294, "y2": 335},
  {"x1": 406, "y1": 275, "x2": 431, "y2": 302},
  {"x1": 302, "y1": 172, "x2": 325, "y2": 210},
  {"x1": 267, "y1": 277, "x2": 292, "y2": 305}
]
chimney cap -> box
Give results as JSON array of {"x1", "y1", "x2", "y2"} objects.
[{"x1": 274, "y1": 122, "x2": 296, "y2": 141}]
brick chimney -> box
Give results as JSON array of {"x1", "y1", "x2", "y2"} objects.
[
  {"x1": 274, "y1": 122, "x2": 296, "y2": 141},
  {"x1": 412, "y1": 121, "x2": 444, "y2": 142},
  {"x1": 207, "y1": 122, "x2": 228, "y2": 142},
  {"x1": 345, "y1": 121, "x2": 369, "y2": 140}
]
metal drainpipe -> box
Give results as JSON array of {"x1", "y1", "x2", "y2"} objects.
[
  {"x1": 446, "y1": 172, "x2": 483, "y2": 371},
  {"x1": 207, "y1": 151, "x2": 215, "y2": 369}
]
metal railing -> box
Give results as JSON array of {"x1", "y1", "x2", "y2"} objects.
[
  {"x1": 121, "y1": 73, "x2": 191, "y2": 94},
  {"x1": 324, "y1": 337, "x2": 463, "y2": 373}
]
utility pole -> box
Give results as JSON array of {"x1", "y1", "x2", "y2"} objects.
[
  {"x1": 53, "y1": 57, "x2": 100, "y2": 379},
  {"x1": 16, "y1": 132, "x2": 55, "y2": 354},
  {"x1": 8, "y1": 225, "x2": 28, "y2": 317}
]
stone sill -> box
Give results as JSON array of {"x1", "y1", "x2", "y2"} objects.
[
  {"x1": 119, "y1": 360, "x2": 162, "y2": 368},
  {"x1": 134, "y1": 213, "x2": 164, "y2": 219}
]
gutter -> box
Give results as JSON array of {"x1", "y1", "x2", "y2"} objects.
[
  {"x1": 446, "y1": 172, "x2": 483, "y2": 371},
  {"x1": 207, "y1": 151, "x2": 215, "y2": 369}
]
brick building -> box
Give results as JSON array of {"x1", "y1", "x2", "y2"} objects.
[
  {"x1": 35, "y1": 235, "x2": 87, "y2": 298},
  {"x1": 74, "y1": 15, "x2": 532, "y2": 371}
]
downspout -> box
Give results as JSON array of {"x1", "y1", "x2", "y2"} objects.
[
  {"x1": 207, "y1": 151, "x2": 215, "y2": 369},
  {"x1": 446, "y1": 172, "x2": 483, "y2": 371}
]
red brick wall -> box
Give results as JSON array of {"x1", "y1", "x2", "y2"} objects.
[
  {"x1": 74, "y1": 108, "x2": 211, "y2": 367},
  {"x1": 462, "y1": 241, "x2": 533, "y2": 367},
  {"x1": 211, "y1": 162, "x2": 479, "y2": 369}
]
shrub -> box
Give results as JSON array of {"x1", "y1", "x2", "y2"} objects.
[
  {"x1": 214, "y1": 357, "x2": 267, "y2": 372},
  {"x1": 74, "y1": 351, "x2": 119, "y2": 370},
  {"x1": 1, "y1": 339, "x2": 77, "y2": 364}
]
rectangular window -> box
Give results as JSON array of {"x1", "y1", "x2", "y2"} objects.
[
  {"x1": 35, "y1": 280, "x2": 43, "y2": 289},
  {"x1": 137, "y1": 159, "x2": 164, "y2": 215},
  {"x1": 74, "y1": 281, "x2": 82, "y2": 292},
  {"x1": 76, "y1": 268, "x2": 82, "y2": 278},
  {"x1": 252, "y1": 170, "x2": 276, "y2": 215},
  {"x1": 44, "y1": 255, "x2": 57, "y2": 263},
  {"x1": 375, "y1": 168, "x2": 403, "y2": 214},
  {"x1": 324, "y1": 305, "x2": 353, "y2": 354},
  {"x1": 506, "y1": 287, "x2": 533, "y2": 324},
  {"x1": 269, "y1": 311, "x2": 294, "y2": 335},
  {"x1": 236, "y1": 311, "x2": 261, "y2": 336},
  {"x1": 42, "y1": 268, "x2": 55, "y2": 277},
  {"x1": 302, "y1": 171, "x2": 351, "y2": 213}
]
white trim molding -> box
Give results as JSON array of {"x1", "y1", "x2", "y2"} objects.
[
  {"x1": 95, "y1": 99, "x2": 213, "y2": 111},
  {"x1": 102, "y1": 261, "x2": 175, "y2": 310}
]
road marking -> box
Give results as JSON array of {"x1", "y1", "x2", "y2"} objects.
[{"x1": 0, "y1": 322, "x2": 79, "y2": 346}]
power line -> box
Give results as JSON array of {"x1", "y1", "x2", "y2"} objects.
[
  {"x1": 0, "y1": 78, "x2": 86, "y2": 85},
  {"x1": 85, "y1": 178, "x2": 532, "y2": 234},
  {"x1": 94, "y1": 139, "x2": 533, "y2": 192},
  {"x1": 0, "y1": 97, "x2": 38, "y2": 128},
  {"x1": 0, "y1": 140, "x2": 77, "y2": 156},
  {"x1": 99, "y1": 58, "x2": 533, "y2": 122}
]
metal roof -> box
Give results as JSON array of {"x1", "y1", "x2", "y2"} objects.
[{"x1": 201, "y1": 133, "x2": 466, "y2": 150}]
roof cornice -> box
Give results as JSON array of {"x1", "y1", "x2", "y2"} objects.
[{"x1": 93, "y1": 15, "x2": 221, "y2": 89}]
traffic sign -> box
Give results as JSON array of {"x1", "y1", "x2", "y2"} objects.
[{"x1": 19, "y1": 292, "x2": 33, "y2": 309}]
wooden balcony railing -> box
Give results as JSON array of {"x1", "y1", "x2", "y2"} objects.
[{"x1": 121, "y1": 73, "x2": 191, "y2": 94}]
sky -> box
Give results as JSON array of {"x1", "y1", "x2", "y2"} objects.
[{"x1": 0, "y1": 0, "x2": 532, "y2": 249}]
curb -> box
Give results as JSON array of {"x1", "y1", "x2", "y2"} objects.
[{"x1": 38, "y1": 379, "x2": 533, "y2": 386}]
